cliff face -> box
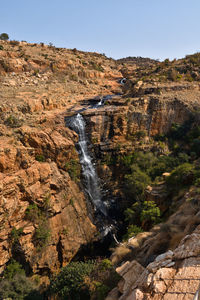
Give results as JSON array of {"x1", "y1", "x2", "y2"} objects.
[
  {"x1": 83, "y1": 93, "x2": 192, "y2": 145},
  {"x1": 0, "y1": 116, "x2": 98, "y2": 274}
]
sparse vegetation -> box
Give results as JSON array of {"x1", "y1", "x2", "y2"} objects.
[
  {"x1": 65, "y1": 159, "x2": 81, "y2": 181},
  {"x1": 34, "y1": 222, "x2": 51, "y2": 249},
  {"x1": 90, "y1": 61, "x2": 104, "y2": 72},
  {"x1": 10, "y1": 227, "x2": 23, "y2": 244},
  {"x1": 10, "y1": 40, "x2": 20, "y2": 46},
  {"x1": 25, "y1": 201, "x2": 51, "y2": 250},
  {"x1": 4, "y1": 115, "x2": 23, "y2": 128}
]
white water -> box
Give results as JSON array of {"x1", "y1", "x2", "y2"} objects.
[
  {"x1": 70, "y1": 113, "x2": 107, "y2": 217},
  {"x1": 120, "y1": 78, "x2": 126, "y2": 84},
  {"x1": 95, "y1": 95, "x2": 112, "y2": 108}
]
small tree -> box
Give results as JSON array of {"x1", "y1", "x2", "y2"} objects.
[
  {"x1": 0, "y1": 33, "x2": 9, "y2": 40},
  {"x1": 140, "y1": 201, "x2": 160, "y2": 226}
]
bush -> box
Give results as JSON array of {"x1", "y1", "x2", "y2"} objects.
[
  {"x1": 166, "y1": 163, "x2": 194, "y2": 188},
  {"x1": 140, "y1": 201, "x2": 161, "y2": 225},
  {"x1": 34, "y1": 222, "x2": 50, "y2": 249},
  {"x1": 25, "y1": 203, "x2": 50, "y2": 250},
  {"x1": 25, "y1": 204, "x2": 41, "y2": 222},
  {"x1": 168, "y1": 68, "x2": 178, "y2": 81},
  {"x1": 4, "y1": 259, "x2": 25, "y2": 280},
  {"x1": 124, "y1": 166, "x2": 151, "y2": 200},
  {"x1": 124, "y1": 202, "x2": 143, "y2": 224},
  {"x1": 49, "y1": 259, "x2": 120, "y2": 300},
  {"x1": 0, "y1": 33, "x2": 9, "y2": 40},
  {"x1": 10, "y1": 227, "x2": 23, "y2": 244},
  {"x1": 50, "y1": 261, "x2": 96, "y2": 299},
  {"x1": 35, "y1": 154, "x2": 45, "y2": 162},
  {"x1": 10, "y1": 40, "x2": 20, "y2": 46},
  {"x1": 4, "y1": 115, "x2": 23, "y2": 128},
  {"x1": 0, "y1": 274, "x2": 42, "y2": 300},
  {"x1": 123, "y1": 225, "x2": 143, "y2": 240},
  {"x1": 167, "y1": 120, "x2": 192, "y2": 141},
  {"x1": 0, "y1": 45, "x2": 3, "y2": 50},
  {"x1": 90, "y1": 61, "x2": 104, "y2": 72}
]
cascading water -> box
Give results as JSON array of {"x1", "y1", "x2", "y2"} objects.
[
  {"x1": 66, "y1": 95, "x2": 121, "y2": 238},
  {"x1": 69, "y1": 113, "x2": 108, "y2": 217},
  {"x1": 120, "y1": 78, "x2": 126, "y2": 84}
]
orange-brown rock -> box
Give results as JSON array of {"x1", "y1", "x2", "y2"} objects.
[{"x1": 0, "y1": 158, "x2": 97, "y2": 273}]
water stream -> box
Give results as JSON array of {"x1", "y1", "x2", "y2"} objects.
[
  {"x1": 69, "y1": 113, "x2": 108, "y2": 217},
  {"x1": 66, "y1": 94, "x2": 122, "y2": 236}
]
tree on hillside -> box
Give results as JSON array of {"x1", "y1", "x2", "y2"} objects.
[{"x1": 0, "y1": 33, "x2": 9, "y2": 40}]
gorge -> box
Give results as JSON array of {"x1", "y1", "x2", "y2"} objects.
[{"x1": 0, "y1": 40, "x2": 200, "y2": 299}]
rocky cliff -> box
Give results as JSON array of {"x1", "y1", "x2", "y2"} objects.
[{"x1": 0, "y1": 40, "x2": 122, "y2": 278}]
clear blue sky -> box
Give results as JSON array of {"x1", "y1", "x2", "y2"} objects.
[{"x1": 1, "y1": 0, "x2": 200, "y2": 60}]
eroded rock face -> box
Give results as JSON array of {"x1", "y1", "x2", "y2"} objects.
[
  {"x1": 107, "y1": 226, "x2": 200, "y2": 300},
  {"x1": 0, "y1": 121, "x2": 97, "y2": 274},
  {"x1": 82, "y1": 94, "x2": 192, "y2": 150}
]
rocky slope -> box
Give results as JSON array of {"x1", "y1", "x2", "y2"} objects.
[{"x1": 107, "y1": 227, "x2": 200, "y2": 300}]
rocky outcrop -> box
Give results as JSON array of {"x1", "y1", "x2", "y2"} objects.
[
  {"x1": 82, "y1": 91, "x2": 195, "y2": 151},
  {"x1": 0, "y1": 116, "x2": 98, "y2": 275},
  {"x1": 106, "y1": 226, "x2": 200, "y2": 299}
]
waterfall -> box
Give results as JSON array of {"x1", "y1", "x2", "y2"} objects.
[
  {"x1": 69, "y1": 113, "x2": 108, "y2": 217},
  {"x1": 120, "y1": 78, "x2": 126, "y2": 84},
  {"x1": 95, "y1": 95, "x2": 112, "y2": 108}
]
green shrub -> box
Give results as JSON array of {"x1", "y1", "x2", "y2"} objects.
[
  {"x1": 25, "y1": 204, "x2": 41, "y2": 222},
  {"x1": 0, "y1": 45, "x2": 3, "y2": 50},
  {"x1": 10, "y1": 227, "x2": 23, "y2": 244},
  {"x1": 4, "y1": 259, "x2": 25, "y2": 280},
  {"x1": 98, "y1": 259, "x2": 113, "y2": 271},
  {"x1": 140, "y1": 201, "x2": 161, "y2": 224},
  {"x1": 50, "y1": 261, "x2": 96, "y2": 299},
  {"x1": 25, "y1": 203, "x2": 50, "y2": 250},
  {"x1": 0, "y1": 274, "x2": 42, "y2": 300},
  {"x1": 10, "y1": 40, "x2": 20, "y2": 46},
  {"x1": 124, "y1": 166, "x2": 151, "y2": 200},
  {"x1": 166, "y1": 163, "x2": 194, "y2": 188},
  {"x1": 90, "y1": 61, "x2": 104, "y2": 72},
  {"x1": 167, "y1": 120, "x2": 192, "y2": 141},
  {"x1": 50, "y1": 259, "x2": 120, "y2": 300},
  {"x1": 123, "y1": 225, "x2": 143, "y2": 240},
  {"x1": 34, "y1": 222, "x2": 50, "y2": 249},
  {"x1": 0, "y1": 33, "x2": 9, "y2": 40},
  {"x1": 191, "y1": 138, "x2": 200, "y2": 155},
  {"x1": 69, "y1": 74, "x2": 79, "y2": 81},
  {"x1": 35, "y1": 154, "x2": 45, "y2": 162},
  {"x1": 4, "y1": 115, "x2": 23, "y2": 128},
  {"x1": 124, "y1": 202, "x2": 143, "y2": 224},
  {"x1": 135, "y1": 130, "x2": 147, "y2": 139}
]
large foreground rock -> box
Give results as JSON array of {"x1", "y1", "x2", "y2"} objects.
[{"x1": 107, "y1": 226, "x2": 200, "y2": 300}]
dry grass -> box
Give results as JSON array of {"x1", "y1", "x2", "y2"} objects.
[
  {"x1": 110, "y1": 244, "x2": 131, "y2": 265},
  {"x1": 169, "y1": 232, "x2": 185, "y2": 249}
]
